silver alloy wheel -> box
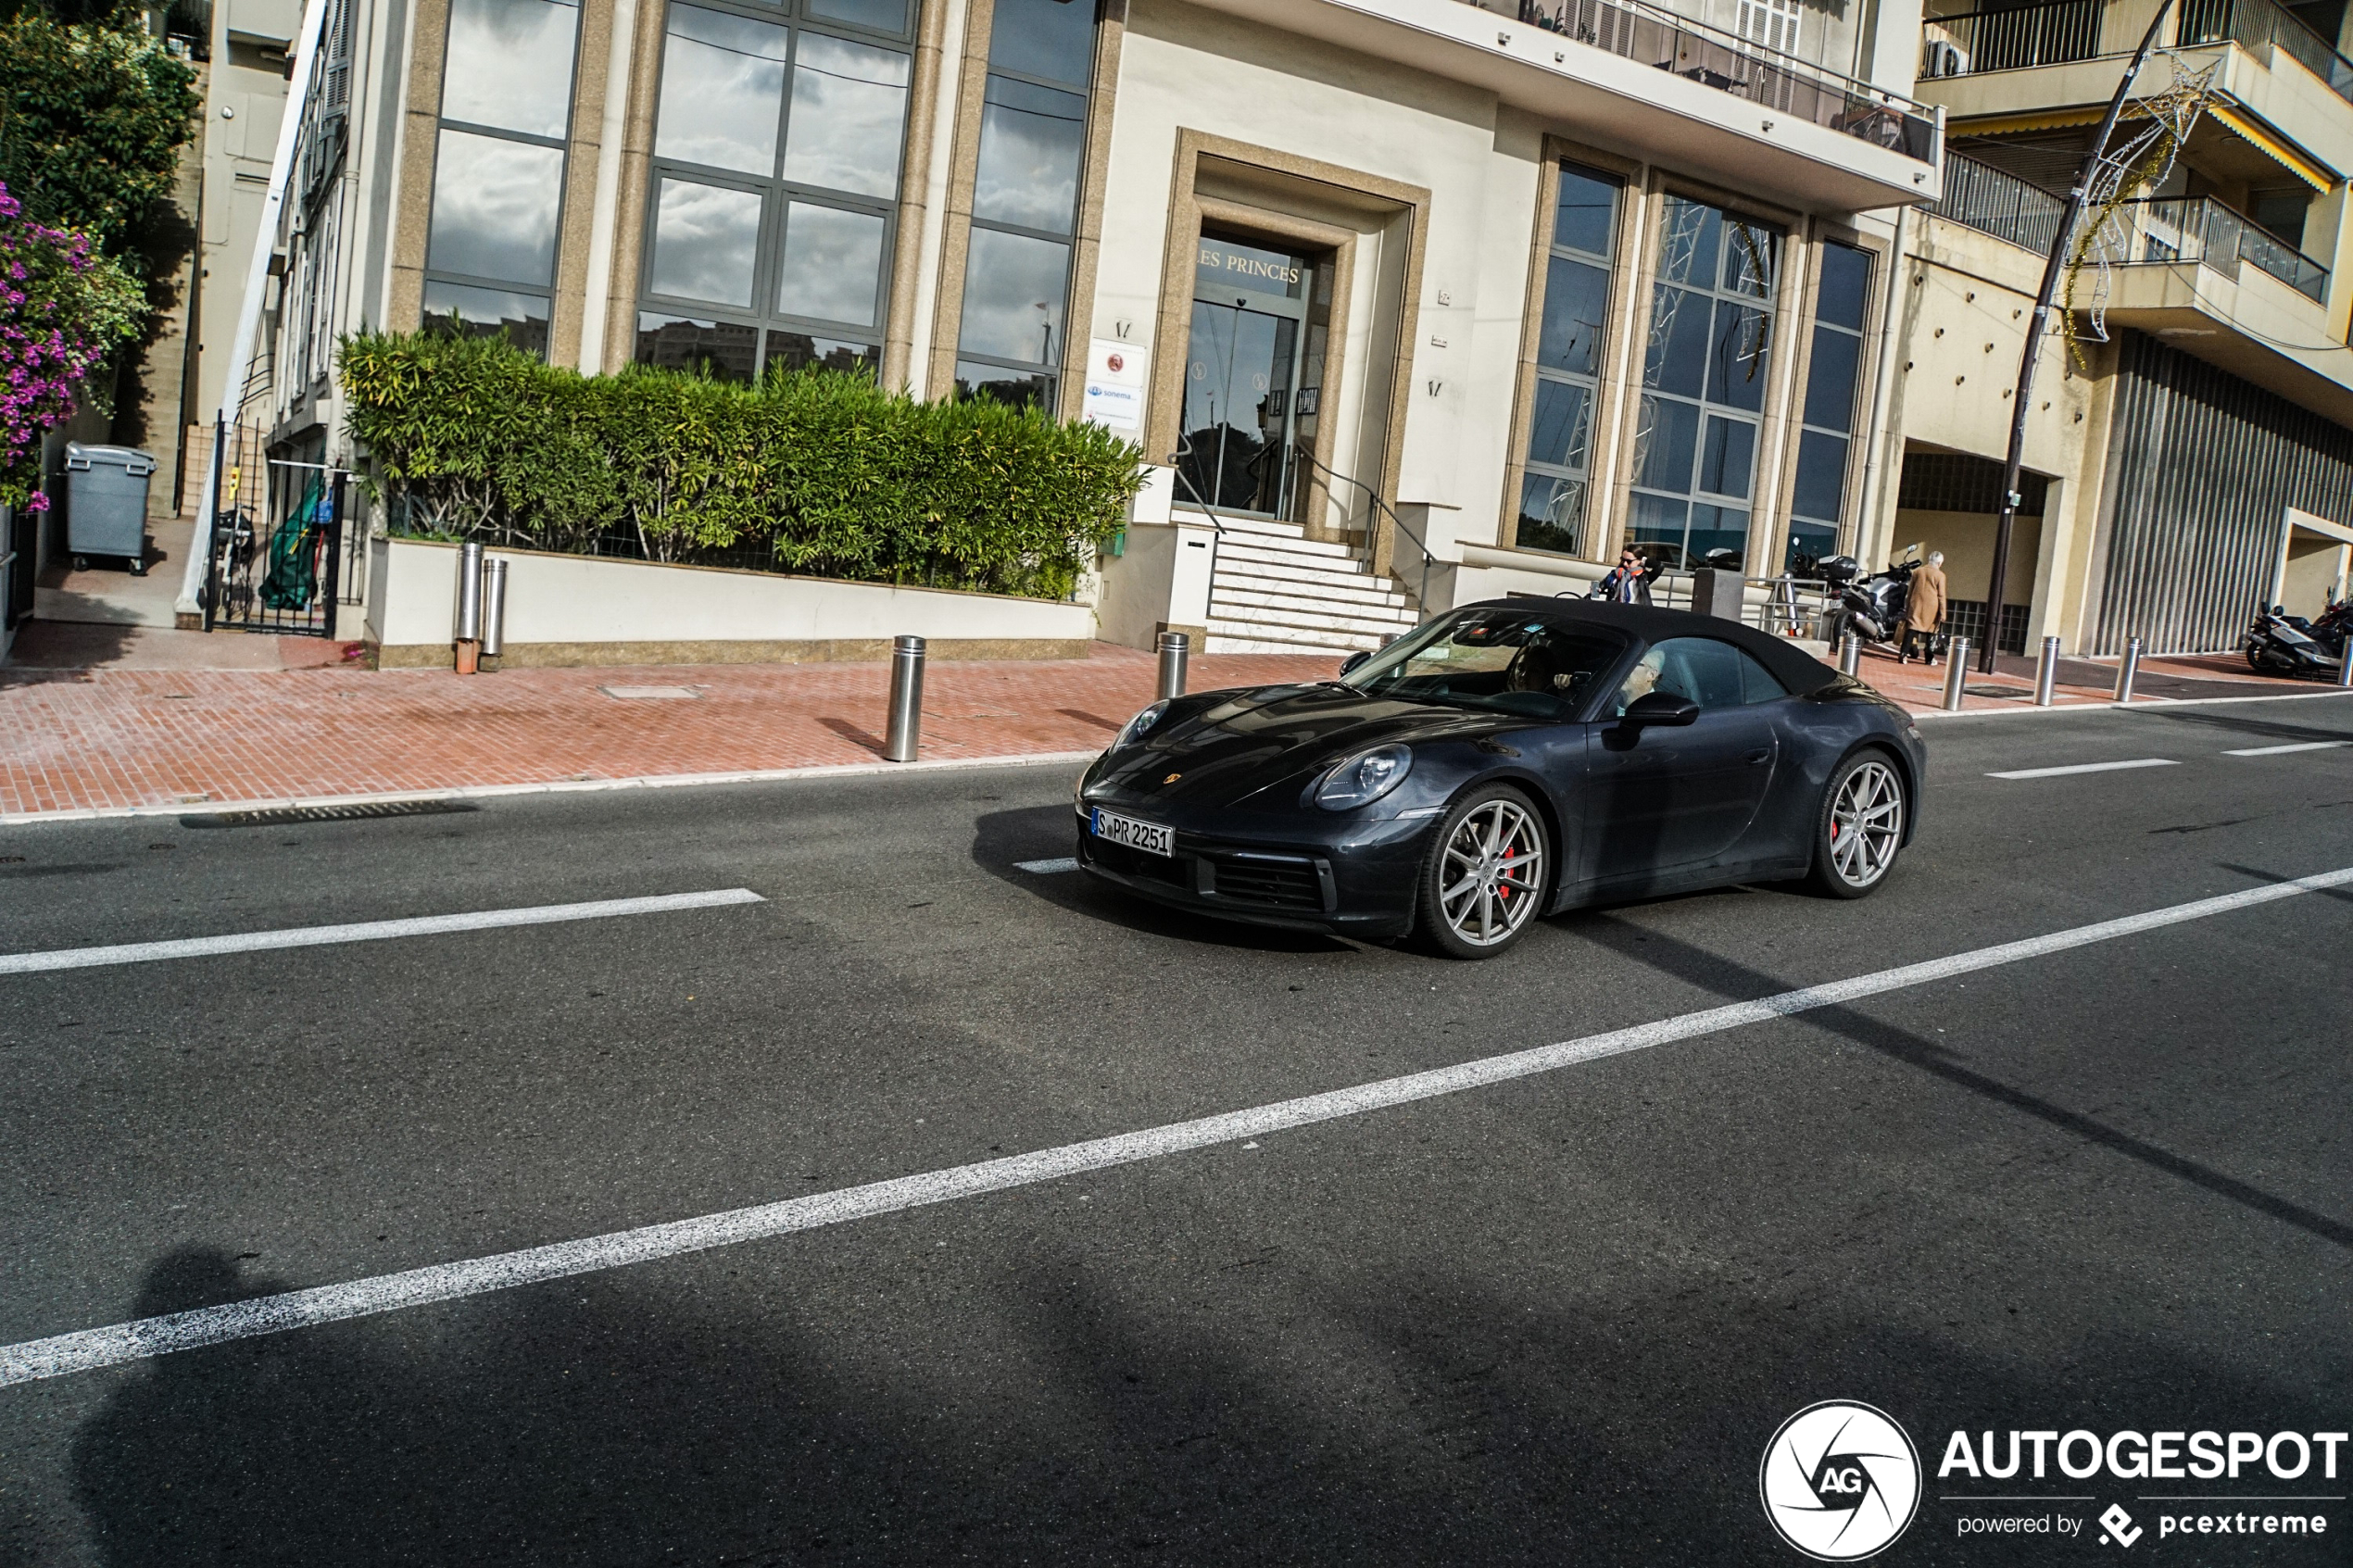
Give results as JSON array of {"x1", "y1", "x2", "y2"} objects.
[
  {"x1": 1439, "y1": 797, "x2": 1545, "y2": 947},
  {"x1": 1828, "y1": 759, "x2": 1904, "y2": 889}
]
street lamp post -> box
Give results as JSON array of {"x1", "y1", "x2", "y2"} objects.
[{"x1": 1979, "y1": 0, "x2": 2177, "y2": 675}]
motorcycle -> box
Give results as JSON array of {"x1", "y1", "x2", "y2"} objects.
[
  {"x1": 2246, "y1": 603, "x2": 2345, "y2": 678},
  {"x1": 1819, "y1": 552, "x2": 1936, "y2": 654}
]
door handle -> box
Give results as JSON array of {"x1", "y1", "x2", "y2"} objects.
[{"x1": 1744, "y1": 748, "x2": 1771, "y2": 765}]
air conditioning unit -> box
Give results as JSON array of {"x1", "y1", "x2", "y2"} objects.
[{"x1": 1921, "y1": 38, "x2": 1969, "y2": 76}]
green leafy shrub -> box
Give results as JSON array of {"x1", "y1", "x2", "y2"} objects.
[{"x1": 339, "y1": 330, "x2": 1144, "y2": 601}]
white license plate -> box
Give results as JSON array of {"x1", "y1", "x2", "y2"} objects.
[{"x1": 1090, "y1": 808, "x2": 1173, "y2": 858}]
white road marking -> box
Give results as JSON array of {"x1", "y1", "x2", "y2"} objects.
[
  {"x1": 1988, "y1": 759, "x2": 2179, "y2": 780},
  {"x1": 6, "y1": 863, "x2": 2351, "y2": 1387},
  {"x1": 1015, "y1": 857, "x2": 1079, "y2": 874},
  {"x1": 0, "y1": 889, "x2": 766, "y2": 976},
  {"x1": 2222, "y1": 741, "x2": 2350, "y2": 756}
]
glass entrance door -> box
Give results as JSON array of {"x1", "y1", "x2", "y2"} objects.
[{"x1": 1177, "y1": 236, "x2": 1318, "y2": 520}]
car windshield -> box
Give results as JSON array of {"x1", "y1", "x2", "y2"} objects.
[{"x1": 1341, "y1": 610, "x2": 1627, "y2": 720}]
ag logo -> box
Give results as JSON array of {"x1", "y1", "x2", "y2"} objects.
[{"x1": 1759, "y1": 1401, "x2": 1921, "y2": 1561}]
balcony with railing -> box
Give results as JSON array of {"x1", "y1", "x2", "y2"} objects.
[
  {"x1": 1454, "y1": 0, "x2": 1941, "y2": 159},
  {"x1": 2120, "y1": 194, "x2": 2329, "y2": 298},
  {"x1": 1931, "y1": 152, "x2": 2066, "y2": 251},
  {"x1": 1920, "y1": 0, "x2": 2353, "y2": 102}
]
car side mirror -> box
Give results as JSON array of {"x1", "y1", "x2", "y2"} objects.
[
  {"x1": 1340, "y1": 650, "x2": 1369, "y2": 676},
  {"x1": 1622, "y1": 691, "x2": 1700, "y2": 728}
]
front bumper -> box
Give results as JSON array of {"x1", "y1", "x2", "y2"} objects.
[{"x1": 1072, "y1": 807, "x2": 1428, "y2": 938}]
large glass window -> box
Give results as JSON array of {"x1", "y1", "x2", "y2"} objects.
[
  {"x1": 1785, "y1": 242, "x2": 1871, "y2": 574},
  {"x1": 1628, "y1": 196, "x2": 1782, "y2": 573},
  {"x1": 635, "y1": 0, "x2": 912, "y2": 381},
  {"x1": 1515, "y1": 160, "x2": 1621, "y2": 558},
  {"x1": 954, "y1": 0, "x2": 1097, "y2": 410},
  {"x1": 423, "y1": 0, "x2": 583, "y2": 358}
]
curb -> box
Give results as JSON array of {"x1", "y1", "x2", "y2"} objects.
[
  {"x1": 1907, "y1": 686, "x2": 2353, "y2": 721},
  {"x1": 0, "y1": 749, "x2": 1104, "y2": 829}
]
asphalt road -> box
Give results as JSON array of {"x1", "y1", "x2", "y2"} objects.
[{"x1": 2, "y1": 691, "x2": 2350, "y2": 1565}]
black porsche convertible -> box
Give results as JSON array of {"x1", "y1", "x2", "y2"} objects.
[{"x1": 1074, "y1": 598, "x2": 1926, "y2": 958}]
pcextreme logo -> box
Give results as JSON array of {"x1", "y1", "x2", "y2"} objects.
[{"x1": 1760, "y1": 1401, "x2": 1924, "y2": 1562}]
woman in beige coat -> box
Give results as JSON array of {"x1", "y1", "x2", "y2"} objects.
[{"x1": 1900, "y1": 551, "x2": 1948, "y2": 664}]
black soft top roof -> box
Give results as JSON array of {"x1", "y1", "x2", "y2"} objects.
[{"x1": 1466, "y1": 596, "x2": 1843, "y2": 696}]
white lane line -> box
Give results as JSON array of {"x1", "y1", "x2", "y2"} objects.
[
  {"x1": 1988, "y1": 759, "x2": 2179, "y2": 780},
  {"x1": 0, "y1": 889, "x2": 766, "y2": 976},
  {"x1": 1015, "y1": 857, "x2": 1079, "y2": 874},
  {"x1": 2223, "y1": 741, "x2": 2350, "y2": 757},
  {"x1": 6, "y1": 863, "x2": 2350, "y2": 1388}
]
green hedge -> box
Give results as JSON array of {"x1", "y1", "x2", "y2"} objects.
[{"x1": 338, "y1": 330, "x2": 1144, "y2": 601}]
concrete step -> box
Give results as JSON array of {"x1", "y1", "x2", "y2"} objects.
[
  {"x1": 1214, "y1": 533, "x2": 1360, "y2": 564},
  {"x1": 1209, "y1": 591, "x2": 1420, "y2": 638},
  {"x1": 1208, "y1": 568, "x2": 1410, "y2": 612},
  {"x1": 1210, "y1": 514, "x2": 1308, "y2": 541},
  {"x1": 1204, "y1": 625, "x2": 1386, "y2": 656},
  {"x1": 1214, "y1": 546, "x2": 1386, "y2": 589}
]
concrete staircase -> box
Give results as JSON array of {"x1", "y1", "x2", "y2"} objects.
[{"x1": 1202, "y1": 515, "x2": 1423, "y2": 656}]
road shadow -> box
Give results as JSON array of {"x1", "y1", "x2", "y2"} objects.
[
  {"x1": 969, "y1": 805, "x2": 1357, "y2": 955},
  {"x1": 54, "y1": 1236, "x2": 2347, "y2": 1565},
  {"x1": 2139, "y1": 706, "x2": 2353, "y2": 748}
]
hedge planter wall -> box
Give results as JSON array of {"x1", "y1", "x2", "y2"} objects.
[{"x1": 339, "y1": 332, "x2": 1144, "y2": 602}]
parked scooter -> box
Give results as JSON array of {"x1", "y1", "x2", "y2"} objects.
[
  {"x1": 2246, "y1": 603, "x2": 2344, "y2": 677},
  {"x1": 1819, "y1": 550, "x2": 1926, "y2": 651}
]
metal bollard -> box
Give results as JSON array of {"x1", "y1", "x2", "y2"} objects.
[
  {"x1": 1943, "y1": 636, "x2": 1970, "y2": 710},
  {"x1": 2113, "y1": 635, "x2": 2142, "y2": 703},
  {"x1": 883, "y1": 634, "x2": 925, "y2": 762},
  {"x1": 2339, "y1": 638, "x2": 2353, "y2": 688},
  {"x1": 1156, "y1": 630, "x2": 1190, "y2": 701},
  {"x1": 1839, "y1": 634, "x2": 1863, "y2": 678},
  {"x1": 2033, "y1": 634, "x2": 2062, "y2": 707},
  {"x1": 453, "y1": 540, "x2": 484, "y2": 673},
  {"x1": 480, "y1": 558, "x2": 509, "y2": 661}
]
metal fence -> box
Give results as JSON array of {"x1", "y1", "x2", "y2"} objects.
[
  {"x1": 203, "y1": 419, "x2": 353, "y2": 638},
  {"x1": 2120, "y1": 195, "x2": 2331, "y2": 301},
  {"x1": 1931, "y1": 154, "x2": 2066, "y2": 255},
  {"x1": 1924, "y1": 0, "x2": 2353, "y2": 100},
  {"x1": 2179, "y1": 0, "x2": 2353, "y2": 99},
  {"x1": 1457, "y1": 0, "x2": 1940, "y2": 161}
]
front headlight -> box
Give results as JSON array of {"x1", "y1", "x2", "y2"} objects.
[
  {"x1": 1315, "y1": 744, "x2": 1413, "y2": 810},
  {"x1": 1114, "y1": 700, "x2": 1169, "y2": 749}
]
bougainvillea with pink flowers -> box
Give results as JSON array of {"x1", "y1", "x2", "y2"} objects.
[{"x1": 0, "y1": 180, "x2": 143, "y2": 510}]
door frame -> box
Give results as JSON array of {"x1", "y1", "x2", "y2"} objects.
[{"x1": 1181, "y1": 233, "x2": 1318, "y2": 521}]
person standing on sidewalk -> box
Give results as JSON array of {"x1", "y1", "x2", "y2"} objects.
[
  {"x1": 1595, "y1": 547, "x2": 1654, "y2": 606},
  {"x1": 1899, "y1": 550, "x2": 1947, "y2": 664}
]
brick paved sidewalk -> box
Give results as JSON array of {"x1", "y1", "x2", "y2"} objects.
[{"x1": 0, "y1": 644, "x2": 1334, "y2": 819}]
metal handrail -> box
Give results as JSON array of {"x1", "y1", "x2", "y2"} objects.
[
  {"x1": 1924, "y1": 0, "x2": 2353, "y2": 99},
  {"x1": 2118, "y1": 194, "x2": 2330, "y2": 300},
  {"x1": 1292, "y1": 447, "x2": 1438, "y2": 608},
  {"x1": 1458, "y1": 0, "x2": 1940, "y2": 160},
  {"x1": 1931, "y1": 154, "x2": 2067, "y2": 254}
]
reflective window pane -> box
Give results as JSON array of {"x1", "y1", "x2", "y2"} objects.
[
  {"x1": 972, "y1": 76, "x2": 1085, "y2": 233},
  {"x1": 1642, "y1": 285, "x2": 1709, "y2": 395},
  {"x1": 1802, "y1": 324, "x2": 1859, "y2": 431},
  {"x1": 427, "y1": 129, "x2": 564, "y2": 285},
  {"x1": 1628, "y1": 492, "x2": 1690, "y2": 567},
  {"x1": 781, "y1": 33, "x2": 910, "y2": 199},
  {"x1": 1526, "y1": 379, "x2": 1592, "y2": 472},
  {"x1": 1817, "y1": 241, "x2": 1871, "y2": 331},
  {"x1": 1698, "y1": 415, "x2": 1755, "y2": 500},
  {"x1": 957, "y1": 360, "x2": 1056, "y2": 409},
  {"x1": 806, "y1": 0, "x2": 908, "y2": 35},
  {"x1": 1539, "y1": 257, "x2": 1609, "y2": 377},
  {"x1": 1785, "y1": 518, "x2": 1837, "y2": 574},
  {"x1": 1720, "y1": 220, "x2": 1778, "y2": 297},
  {"x1": 1515, "y1": 472, "x2": 1586, "y2": 556},
  {"x1": 987, "y1": 0, "x2": 1096, "y2": 87},
  {"x1": 442, "y1": 0, "x2": 578, "y2": 137},
  {"x1": 766, "y1": 330, "x2": 880, "y2": 377},
  {"x1": 1792, "y1": 429, "x2": 1849, "y2": 522},
  {"x1": 1688, "y1": 503, "x2": 1748, "y2": 571},
  {"x1": 648, "y1": 177, "x2": 762, "y2": 307},
  {"x1": 422, "y1": 280, "x2": 551, "y2": 358},
  {"x1": 775, "y1": 200, "x2": 886, "y2": 326},
  {"x1": 1657, "y1": 197, "x2": 1720, "y2": 285},
  {"x1": 1554, "y1": 161, "x2": 1618, "y2": 257},
  {"x1": 635, "y1": 310, "x2": 758, "y2": 382},
  {"x1": 1194, "y1": 235, "x2": 1305, "y2": 299},
  {"x1": 957, "y1": 227, "x2": 1069, "y2": 365},
  {"x1": 1705, "y1": 301, "x2": 1771, "y2": 411},
  {"x1": 1633, "y1": 395, "x2": 1697, "y2": 492},
  {"x1": 655, "y1": 6, "x2": 789, "y2": 175}
]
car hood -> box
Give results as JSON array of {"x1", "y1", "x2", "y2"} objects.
[{"x1": 1085, "y1": 684, "x2": 1515, "y2": 812}]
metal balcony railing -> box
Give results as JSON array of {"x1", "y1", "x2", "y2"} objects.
[
  {"x1": 1931, "y1": 153, "x2": 2066, "y2": 253},
  {"x1": 1922, "y1": 0, "x2": 2353, "y2": 102},
  {"x1": 2122, "y1": 195, "x2": 2329, "y2": 299},
  {"x1": 1455, "y1": 0, "x2": 1941, "y2": 161}
]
